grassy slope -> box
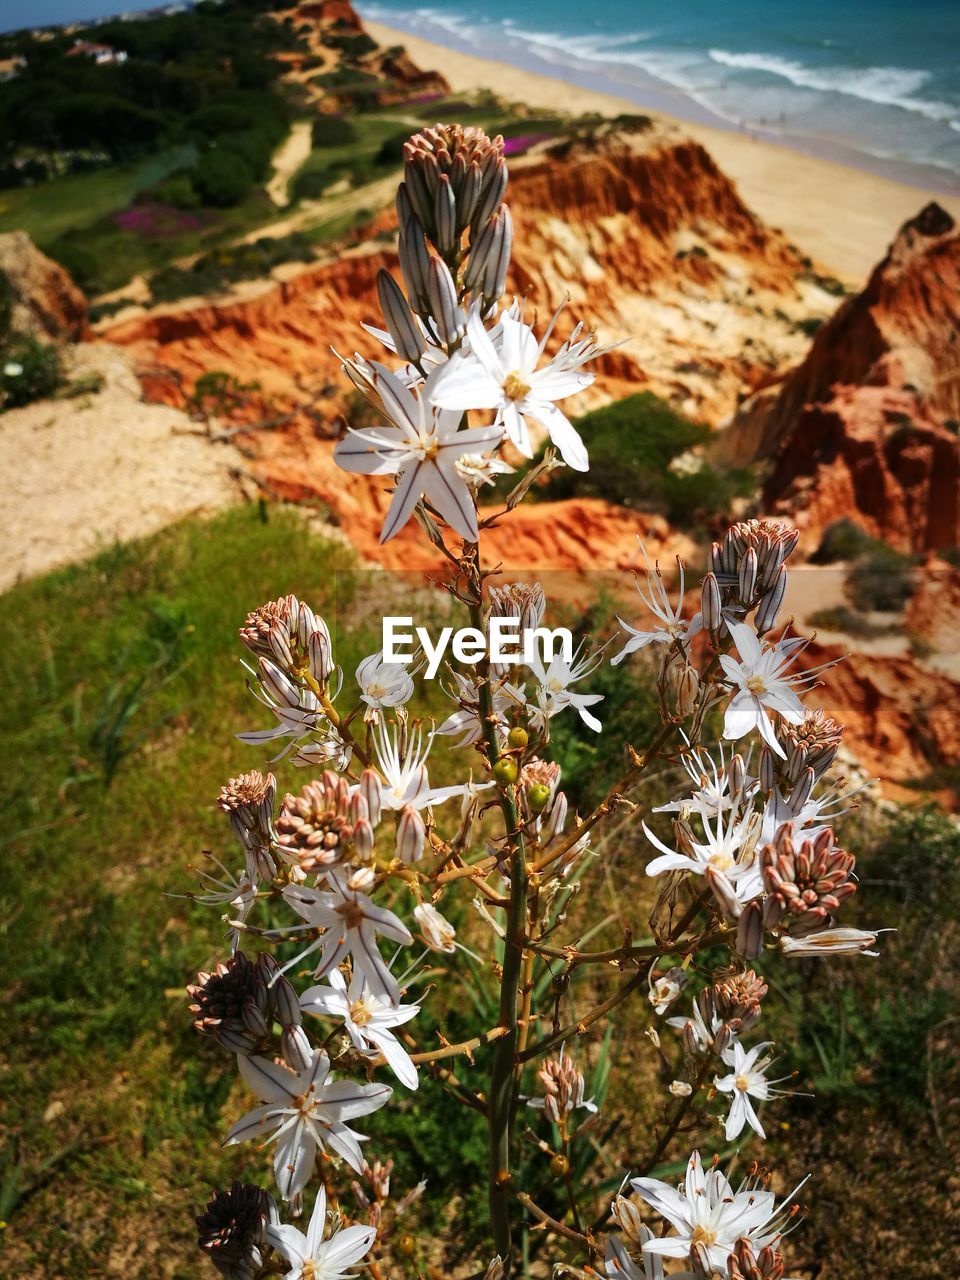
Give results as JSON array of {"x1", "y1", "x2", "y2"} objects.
[
  {"x1": 2, "y1": 504, "x2": 957, "y2": 1278},
  {"x1": 0, "y1": 507, "x2": 364, "y2": 1276}
]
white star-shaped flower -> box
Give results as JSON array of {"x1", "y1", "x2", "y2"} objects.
[
  {"x1": 225, "y1": 1049, "x2": 391, "y2": 1200},
  {"x1": 333, "y1": 363, "x2": 502, "y2": 542},
  {"x1": 431, "y1": 304, "x2": 595, "y2": 471},
  {"x1": 267, "y1": 1181, "x2": 376, "y2": 1279},
  {"x1": 301, "y1": 969, "x2": 421, "y2": 1090}
]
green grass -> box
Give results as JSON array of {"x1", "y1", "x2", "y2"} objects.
[
  {"x1": 0, "y1": 506, "x2": 369, "y2": 1274},
  {"x1": 0, "y1": 147, "x2": 197, "y2": 243}
]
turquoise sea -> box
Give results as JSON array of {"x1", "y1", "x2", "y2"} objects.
[{"x1": 358, "y1": 0, "x2": 960, "y2": 191}]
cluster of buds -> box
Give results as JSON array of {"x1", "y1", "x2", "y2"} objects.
[
  {"x1": 196, "y1": 1183, "x2": 275, "y2": 1280},
  {"x1": 702, "y1": 519, "x2": 799, "y2": 635},
  {"x1": 391, "y1": 124, "x2": 511, "y2": 349},
  {"x1": 761, "y1": 824, "x2": 857, "y2": 931},
  {"x1": 187, "y1": 951, "x2": 309, "y2": 1070},
  {"x1": 218, "y1": 770, "x2": 277, "y2": 882},
  {"x1": 276, "y1": 772, "x2": 376, "y2": 874},
  {"x1": 530, "y1": 1048, "x2": 595, "y2": 1123},
  {"x1": 727, "y1": 1238, "x2": 786, "y2": 1280},
  {"x1": 762, "y1": 709, "x2": 844, "y2": 796},
  {"x1": 239, "y1": 593, "x2": 333, "y2": 687},
  {"x1": 710, "y1": 967, "x2": 768, "y2": 1028}
]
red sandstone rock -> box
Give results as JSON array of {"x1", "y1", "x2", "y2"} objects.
[{"x1": 759, "y1": 202, "x2": 960, "y2": 552}]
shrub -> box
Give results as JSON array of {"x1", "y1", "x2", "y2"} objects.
[
  {"x1": 1, "y1": 334, "x2": 63, "y2": 411},
  {"x1": 311, "y1": 114, "x2": 356, "y2": 147},
  {"x1": 190, "y1": 149, "x2": 254, "y2": 207},
  {"x1": 138, "y1": 171, "x2": 201, "y2": 210},
  {"x1": 811, "y1": 518, "x2": 882, "y2": 564},
  {"x1": 846, "y1": 545, "x2": 916, "y2": 613}
]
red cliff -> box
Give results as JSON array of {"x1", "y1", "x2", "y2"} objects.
[{"x1": 758, "y1": 202, "x2": 960, "y2": 552}]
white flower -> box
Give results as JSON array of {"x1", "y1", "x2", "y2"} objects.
[
  {"x1": 431, "y1": 304, "x2": 594, "y2": 471},
  {"x1": 4, "y1": 361, "x2": 23, "y2": 377},
  {"x1": 654, "y1": 740, "x2": 754, "y2": 821},
  {"x1": 669, "y1": 1080, "x2": 693, "y2": 1098},
  {"x1": 605, "y1": 1225, "x2": 695, "y2": 1280},
  {"x1": 225, "y1": 1049, "x2": 391, "y2": 1199},
  {"x1": 282, "y1": 874, "x2": 413, "y2": 1003},
  {"x1": 642, "y1": 807, "x2": 762, "y2": 905},
  {"x1": 667, "y1": 1000, "x2": 734, "y2": 1059},
  {"x1": 237, "y1": 657, "x2": 324, "y2": 758},
  {"x1": 267, "y1": 1182, "x2": 376, "y2": 1279},
  {"x1": 529, "y1": 644, "x2": 603, "y2": 733},
  {"x1": 632, "y1": 1151, "x2": 807, "y2": 1275},
  {"x1": 356, "y1": 651, "x2": 414, "y2": 721},
  {"x1": 714, "y1": 1040, "x2": 787, "y2": 1140},
  {"x1": 649, "y1": 966, "x2": 686, "y2": 1015},
  {"x1": 454, "y1": 451, "x2": 514, "y2": 490},
  {"x1": 301, "y1": 969, "x2": 421, "y2": 1090},
  {"x1": 779, "y1": 927, "x2": 879, "y2": 956},
  {"x1": 333, "y1": 362, "x2": 502, "y2": 542},
  {"x1": 719, "y1": 622, "x2": 813, "y2": 757},
  {"x1": 612, "y1": 546, "x2": 703, "y2": 665},
  {"x1": 414, "y1": 901, "x2": 456, "y2": 953},
  {"x1": 373, "y1": 718, "x2": 484, "y2": 810},
  {"x1": 182, "y1": 855, "x2": 258, "y2": 954}
]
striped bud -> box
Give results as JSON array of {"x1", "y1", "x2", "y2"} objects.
[
  {"x1": 481, "y1": 205, "x2": 513, "y2": 302},
  {"x1": 360, "y1": 769, "x2": 382, "y2": 828},
  {"x1": 397, "y1": 804, "x2": 426, "y2": 863},
  {"x1": 701, "y1": 571, "x2": 721, "y2": 632},
  {"x1": 398, "y1": 215, "x2": 432, "y2": 312},
  {"x1": 755, "y1": 565, "x2": 787, "y2": 634},
  {"x1": 736, "y1": 900, "x2": 764, "y2": 959},
  {"x1": 377, "y1": 269, "x2": 425, "y2": 363},
  {"x1": 434, "y1": 173, "x2": 457, "y2": 254},
  {"x1": 706, "y1": 865, "x2": 742, "y2": 920},
  {"x1": 739, "y1": 546, "x2": 758, "y2": 603},
  {"x1": 427, "y1": 257, "x2": 462, "y2": 345}
]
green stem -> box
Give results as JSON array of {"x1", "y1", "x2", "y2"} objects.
[{"x1": 467, "y1": 584, "x2": 528, "y2": 1272}]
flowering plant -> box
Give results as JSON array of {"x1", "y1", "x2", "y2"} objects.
[{"x1": 182, "y1": 124, "x2": 879, "y2": 1280}]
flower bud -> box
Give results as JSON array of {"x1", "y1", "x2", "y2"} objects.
[
  {"x1": 377, "y1": 269, "x2": 425, "y2": 363},
  {"x1": 755, "y1": 565, "x2": 787, "y2": 634},
  {"x1": 427, "y1": 256, "x2": 462, "y2": 345},
  {"x1": 788, "y1": 765, "x2": 815, "y2": 814},
  {"x1": 675, "y1": 663, "x2": 700, "y2": 717},
  {"x1": 701, "y1": 571, "x2": 722, "y2": 632},
  {"x1": 433, "y1": 173, "x2": 457, "y2": 254},
  {"x1": 398, "y1": 214, "x2": 432, "y2": 311},
  {"x1": 272, "y1": 972, "x2": 302, "y2": 1028},
  {"x1": 610, "y1": 1195, "x2": 646, "y2": 1245},
  {"x1": 354, "y1": 817, "x2": 375, "y2": 862},
  {"x1": 736, "y1": 900, "x2": 764, "y2": 959},
  {"x1": 706, "y1": 865, "x2": 743, "y2": 920},
  {"x1": 281, "y1": 1024, "x2": 313, "y2": 1073},
  {"x1": 739, "y1": 546, "x2": 758, "y2": 603},
  {"x1": 308, "y1": 625, "x2": 334, "y2": 685},
  {"x1": 397, "y1": 805, "x2": 426, "y2": 863},
  {"x1": 359, "y1": 768, "x2": 383, "y2": 828},
  {"x1": 346, "y1": 865, "x2": 376, "y2": 893},
  {"x1": 759, "y1": 746, "x2": 777, "y2": 792}
]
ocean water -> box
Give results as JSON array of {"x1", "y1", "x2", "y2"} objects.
[{"x1": 358, "y1": 0, "x2": 960, "y2": 191}]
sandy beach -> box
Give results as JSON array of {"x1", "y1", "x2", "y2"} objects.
[{"x1": 366, "y1": 19, "x2": 960, "y2": 281}]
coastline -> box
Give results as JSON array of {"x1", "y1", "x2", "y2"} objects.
[{"x1": 365, "y1": 17, "x2": 960, "y2": 280}]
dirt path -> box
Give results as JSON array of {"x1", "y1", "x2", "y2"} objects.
[
  {"x1": 0, "y1": 344, "x2": 246, "y2": 592},
  {"x1": 266, "y1": 121, "x2": 314, "y2": 209}
]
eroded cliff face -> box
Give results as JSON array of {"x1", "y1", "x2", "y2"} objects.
[
  {"x1": 100, "y1": 129, "x2": 838, "y2": 563},
  {"x1": 751, "y1": 202, "x2": 960, "y2": 552}
]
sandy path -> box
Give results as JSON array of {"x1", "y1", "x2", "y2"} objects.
[
  {"x1": 365, "y1": 19, "x2": 960, "y2": 282},
  {"x1": 266, "y1": 121, "x2": 314, "y2": 209},
  {"x1": 0, "y1": 345, "x2": 245, "y2": 592}
]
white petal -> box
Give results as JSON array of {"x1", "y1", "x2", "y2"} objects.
[
  {"x1": 238, "y1": 1054, "x2": 299, "y2": 1104},
  {"x1": 380, "y1": 463, "x2": 424, "y2": 543}
]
